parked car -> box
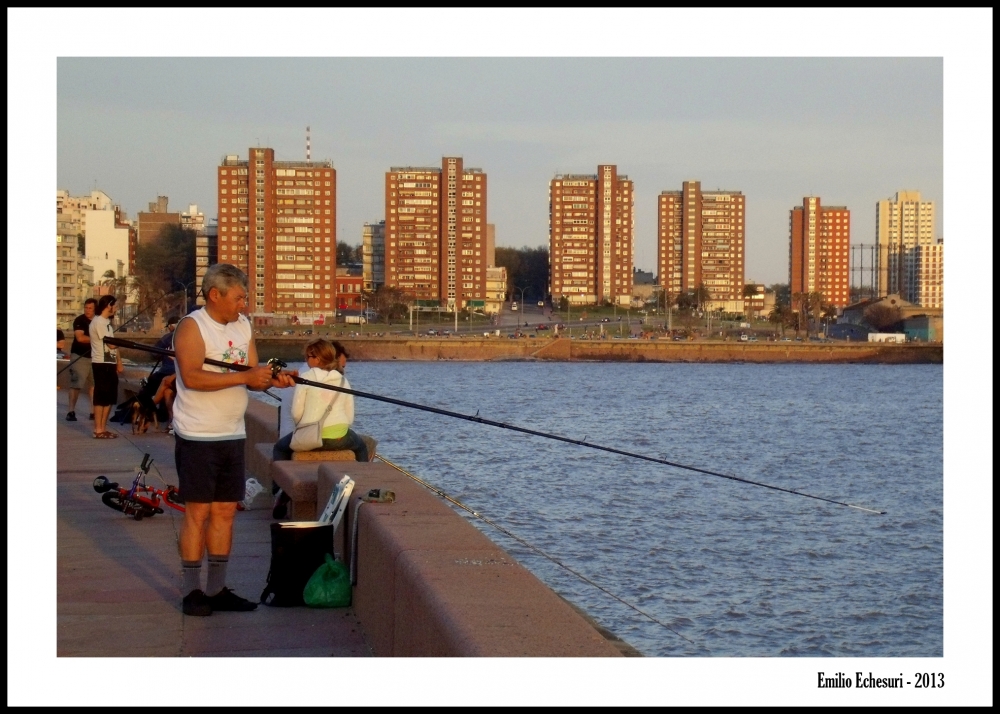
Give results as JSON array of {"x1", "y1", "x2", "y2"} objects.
[
  {"x1": 536, "y1": 324, "x2": 549, "y2": 330},
  {"x1": 537, "y1": 301, "x2": 545, "y2": 307},
  {"x1": 426, "y1": 329, "x2": 439, "y2": 336},
  {"x1": 601, "y1": 317, "x2": 610, "y2": 322}
]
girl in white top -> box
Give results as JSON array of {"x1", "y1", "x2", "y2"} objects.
[{"x1": 272, "y1": 339, "x2": 369, "y2": 463}]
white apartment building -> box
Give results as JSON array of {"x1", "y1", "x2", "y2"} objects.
[
  {"x1": 181, "y1": 204, "x2": 206, "y2": 234},
  {"x1": 876, "y1": 190, "x2": 936, "y2": 299},
  {"x1": 911, "y1": 241, "x2": 944, "y2": 309},
  {"x1": 56, "y1": 235, "x2": 94, "y2": 328},
  {"x1": 84, "y1": 209, "x2": 132, "y2": 282},
  {"x1": 56, "y1": 189, "x2": 114, "y2": 237},
  {"x1": 485, "y1": 266, "x2": 507, "y2": 315}
]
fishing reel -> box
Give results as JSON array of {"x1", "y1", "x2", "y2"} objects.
[{"x1": 267, "y1": 358, "x2": 288, "y2": 379}]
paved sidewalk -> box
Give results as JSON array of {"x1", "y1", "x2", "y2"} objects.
[{"x1": 56, "y1": 389, "x2": 372, "y2": 657}]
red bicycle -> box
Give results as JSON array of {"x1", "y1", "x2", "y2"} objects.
[{"x1": 93, "y1": 453, "x2": 185, "y2": 520}]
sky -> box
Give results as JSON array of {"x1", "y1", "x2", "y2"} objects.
[
  {"x1": 55, "y1": 56, "x2": 942, "y2": 286},
  {"x1": 11, "y1": 7, "x2": 993, "y2": 708}
]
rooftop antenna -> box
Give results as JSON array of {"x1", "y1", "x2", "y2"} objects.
[{"x1": 306, "y1": 125, "x2": 311, "y2": 162}]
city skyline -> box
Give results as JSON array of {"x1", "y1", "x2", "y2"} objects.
[{"x1": 55, "y1": 56, "x2": 942, "y2": 287}]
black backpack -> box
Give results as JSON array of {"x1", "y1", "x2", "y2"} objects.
[{"x1": 260, "y1": 522, "x2": 334, "y2": 607}]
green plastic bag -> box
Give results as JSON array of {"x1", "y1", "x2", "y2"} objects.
[{"x1": 303, "y1": 553, "x2": 351, "y2": 608}]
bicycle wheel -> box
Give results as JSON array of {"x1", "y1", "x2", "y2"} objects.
[{"x1": 101, "y1": 490, "x2": 127, "y2": 513}]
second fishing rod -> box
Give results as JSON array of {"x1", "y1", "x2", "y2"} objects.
[
  {"x1": 106, "y1": 336, "x2": 885, "y2": 515},
  {"x1": 58, "y1": 290, "x2": 184, "y2": 378}
]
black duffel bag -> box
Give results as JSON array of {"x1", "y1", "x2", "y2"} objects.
[{"x1": 260, "y1": 522, "x2": 333, "y2": 607}]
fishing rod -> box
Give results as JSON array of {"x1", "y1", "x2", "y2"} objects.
[
  {"x1": 105, "y1": 337, "x2": 886, "y2": 515},
  {"x1": 104, "y1": 337, "x2": 282, "y2": 400},
  {"x1": 58, "y1": 290, "x2": 182, "y2": 378},
  {"x1": 377, "y1": 454, "x2": 695, "y2": 645}
]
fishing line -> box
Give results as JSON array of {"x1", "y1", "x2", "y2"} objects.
[
  {"x1": 376, "y1": 454, "x2": 695, "y2": 646},
  {"x1": 105, "y1": 337, "x2": 886, "y2": 515}
]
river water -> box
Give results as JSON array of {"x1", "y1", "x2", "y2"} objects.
[{"x1": 265, "y1": 361, "x2": 943, "y2": 657}]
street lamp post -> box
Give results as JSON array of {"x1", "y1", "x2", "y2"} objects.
[
  {"x1": 176, "y1": 280, "x2": 197, "y2": 320},
  {"x1": 514, "y1": 285, "x2": 529, "y2": 310}
]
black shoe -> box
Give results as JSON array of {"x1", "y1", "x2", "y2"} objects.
[
  {"x1": 272, "y1": 491, "x2": 290, "y2": 520},
  {"x1": 66, "y1": 412, "x2": 77, "y2": 422},
  {"x1": 207, "y1": 587, "x2": 258, "y2": 612},
  {"x1": 182, "y1": 589, "x2": 212, "y2": 616}
]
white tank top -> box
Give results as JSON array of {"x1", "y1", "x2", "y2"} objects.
[{"x1": 172, "y1": 308, "x2": 253, "y2": 440}]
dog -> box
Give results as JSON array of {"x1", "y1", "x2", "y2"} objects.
[{"x1": 130, "y1": 394, "x2": 159, "y2": 435}]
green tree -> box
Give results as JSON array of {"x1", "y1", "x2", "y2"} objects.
[
  {"x1": 863, "y1": 303, "x2": 902, "y2": 332},
  {"x1": 363, "y1": 285, "x2": 412, "y2": 324},
  {"x1": 790, "y1": 292, "x2": 807, "y2": 336},
  {"x1": 768, "y1": 283, "x2": 791, "y2": 307},
  {"x1": 807, "y1": 292, "x2": 825, "y2": 337},
  {"x1": 495, "y1": 246, "x2": 549, "y2": 302},
  {"x1": 336, "y1": 241, "x2": 358, "y2": 266},
  {"x1": 743, "y1": 283, "x2": 760, "y2": 320},
  {"x1": 134, "y1": 223, "x2": 195, "y2": 314},
  {"x1": 768, "y1": 303, "x2": 788, "y2": 337},
  {"x1": 693, "y1": 282, "x2": 711, "y2": 310}
]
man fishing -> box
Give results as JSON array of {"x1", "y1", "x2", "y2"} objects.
[{"x1": 171, "y1": 264, "x2": 296, "y2": 616}]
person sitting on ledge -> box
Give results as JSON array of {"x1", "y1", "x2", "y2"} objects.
[
  {"x1": 273, "y1": 338, "x2": 369, "y2": 463},
  {"x1": 272, "y1": 339, "x2": 369, "y2": 517}
]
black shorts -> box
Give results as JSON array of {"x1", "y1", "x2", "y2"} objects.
[
  {"x1": 92, "y1": 363, "x2": 119, "y2": 406},
  {"x1": 174, "y1": 436, "x2": 247, "y2": 504}
]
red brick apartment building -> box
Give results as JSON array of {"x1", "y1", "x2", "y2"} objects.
[
  {"x1": 217, "y1": 148, "x2": 336, "y2": 318},
  {"x1": 789, "y1": 197, "x2": 850, "y2": 308},
  {"x1": 657, "y1": 181, "x2": 745, "y2": 304},
  {"x1": 384, "y1": 157, "x2": 488, "y2": 311},
  {"x1": 336, "y1": 271, "x2": 364, "y2": 311},
  {"x1": 549, "y1": 165, "x2": 634, "y2": 306}
]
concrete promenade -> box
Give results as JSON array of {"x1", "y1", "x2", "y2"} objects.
[{"x1": 55, "y1": 388, "x2": 372, "y2": 657}]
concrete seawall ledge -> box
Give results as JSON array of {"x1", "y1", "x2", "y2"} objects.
[
  {"x1": 106, "y1": 337, "x2": 943, "y2": 365},
  {"x1": 245, "y1": 398, "x2": 634, "y2": 656}
]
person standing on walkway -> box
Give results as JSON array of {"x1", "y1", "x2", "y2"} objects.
[
  {"x1": 66, "y1": 298, "x2": 97, "y2": 422},
  {"x1": 172, "y1": 264, "x2": 296, "y2": 616},
  {"x1": 89, "y1": 295, "x2": 123, "y2": 438}
]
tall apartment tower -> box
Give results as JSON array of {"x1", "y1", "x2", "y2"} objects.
[
  {"x1": 912, "y1": 241, "x2": 944, "y2": 309},
  {"x1": 384, "y1": 157, "x2": 488, "y2": 310},
  {"x1": 657, "y1": 181, "x2": 744, "y2": 304},
  {"x1": 876, "y1": 190, "x2": 935, "y2": 299},
  {"x1": 362, "y1": 220, "x2": 385, "y2": 292},
  {"x1": 217, "y1": 148, "x2": 336, "y2": 319},
  {"x1": 549, "y1": 166, "x2": 634, "y2": 305},
  {"x1": 789, "y1": 197, "x2": 851, "y2": 307}
]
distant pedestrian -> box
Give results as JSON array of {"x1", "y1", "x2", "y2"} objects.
[
  {"x1": 57, "y1": 328, "x2": 66, "y2": 358},
  {"x1": 90, "y1": 295, "x2": 123, "y2": 438},
  {"x1": 66, "y1": 298, "x2": 97, "y2": 422}
]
